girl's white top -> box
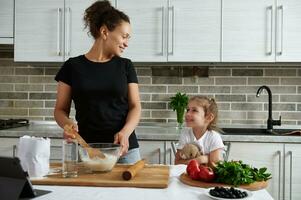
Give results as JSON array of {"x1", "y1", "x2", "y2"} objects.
[{"x1": 177, "y1": 128, "x2": 224, "y2": 155}]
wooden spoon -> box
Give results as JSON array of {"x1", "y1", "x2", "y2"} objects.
[{"x1": 64, "y1": 124, "x2": 105, "y2": 159}]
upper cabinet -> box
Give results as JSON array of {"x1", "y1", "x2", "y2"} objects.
[
  {"x1": 13, "y1": 0, "x2": 301, "y2": 62},
  {"x1": 117, "y1": 0, "x2": 221, "y2": 62},
  {"x1": 222, "y1": 0, "x2": 301, "y2": 62},
  {"x1": 14, "y1": 0, "x2": 115, "y2": 62},
  {"x1": 276, "y1": 0, "x2": 301, "y2": 62},
  {"x1": 0, "y1": 0, "x2": 14, "y2": 44}
]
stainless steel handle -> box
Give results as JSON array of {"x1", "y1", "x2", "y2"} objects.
[
  {"x1": 161, "y1": 6, "x2": 165, "y2": 56},
  {"x1": 288, "y1": 151, "x2": 292, "y2": 200},
  {"x1": 277, "y1": 5, "x2": 283, "y2": 56},
  {"x1": 171, "y1": 141, "x2": 177, "y2": 156},
  {"x1": 169, "y1": 148, "x2": 172, "y2": 165},
  {"x1": 266, "y1": 6, "x2": 273, "y2": 56},
  {"x1": 277, "y1": 150, "x2": 281, "y2": 200},
  {"x1": 157, "y1": 148, "x2": 161, "y2": 164},
  {"x1": 168, "y1": 6, "x2": 175, "y2": 55},
  {"x1": 223, "y1": 142, "x2": 231, "y2": 161},
  {"x1": 13, "y1": 145, "x2": 17, "y2": 157},
  {"x1": 66, "y1": 7, "x2": 71, "y2": 56},
  {"x1": 57, "y1": 8, "x2": 62, "y2": 56},
  {"x1": 163, "y1": 141, "x2": 167, "y2": 164}
]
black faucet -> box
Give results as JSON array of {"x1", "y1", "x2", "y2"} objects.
[{"x1": 256, "y1": 85, "x2": 281, "y2": 133}]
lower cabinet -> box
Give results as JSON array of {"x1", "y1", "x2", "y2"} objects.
[
  {"x1": 138, "y1": 140, "x2": 176, "y2": 165},
  {"x1": 284, "y1": 144, "x2": 301, "y2": 200},
  {"x1": 0, "y1": 138, "x2": 19, "y2": 157},
  {"x1": 228, "y1": 142, "x2": 301, "y2": 200},
  {"x1": 0, "y1": 137, "x2": 63, "y2": 162}
]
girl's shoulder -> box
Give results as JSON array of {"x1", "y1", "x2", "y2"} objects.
[{"x1": 206, "y1": 129, "x2": 223, "y2": 139}]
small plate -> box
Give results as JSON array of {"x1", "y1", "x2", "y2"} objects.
[{"x1": 204, "y1": 187, "x2": 253, "y2": 200}]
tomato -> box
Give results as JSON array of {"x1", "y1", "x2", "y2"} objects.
[
  {"x1": 186, "y1": 159, "x2": 200, "y2": 180},
  {"x1": 198, "y1": 166, "x2": 215, "y2": 182}
]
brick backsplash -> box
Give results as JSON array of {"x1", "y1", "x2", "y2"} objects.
[{"x1": 0, "y1": 56, "x2": 300, "y2": 126}]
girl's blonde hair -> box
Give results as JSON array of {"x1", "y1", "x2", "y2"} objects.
[{"x1": 189, "y1": 95, "x2": 218, "y2": 131}]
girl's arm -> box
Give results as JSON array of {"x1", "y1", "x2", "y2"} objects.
[{"x1": 208, "y1": 148, "x2": 224, "y2": 167}]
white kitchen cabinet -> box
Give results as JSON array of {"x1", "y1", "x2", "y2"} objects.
[
  {"x1": 138, "y1": 140, "x2": 176, "y2": 165},
  {"x1": 0, "y1": 0, "x2": 14, "y2": 44},
  {"x1": 15, "y1": 0, "x2": 65, "y2": 62},
  {"x1": 117, "y1": 0, "x2": 221, "y2": 62},
  {"x1": 284, "y1": 144, "x2": 301, "y2": 200},
  {"x1": 275, "y1": 0, "x2": 301, "y2": 62},
  {"x1": 222, "y1": 0, "x2": 301, "y2": 62},
  {"x1": 0, "y1": 137, "x2": 63, "y2": 162},
  {"x1": 228, "y1": 142, "x2": 301, "y2": 200},
  {"x1": 14, "y1": 0, "x2": 115, "y2": 62},
  {"x1": 0, "y1": 137, "x2": 18, "y2": 157}
]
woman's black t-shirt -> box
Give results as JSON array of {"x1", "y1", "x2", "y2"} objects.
[{"x1": 55, "y1": 55, "x2": 139, "y2": 150}]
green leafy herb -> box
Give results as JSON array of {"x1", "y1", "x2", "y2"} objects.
[
  {"x1": 214, "y1": 160, "x2": 272, "y2": 186},
  {"x1": 170, "y1": 92, "x2": 189, "y2": 124}
]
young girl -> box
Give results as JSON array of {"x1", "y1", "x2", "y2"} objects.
[{"x1": 175, "y1": 96, "x2": 224, "y2": 166}]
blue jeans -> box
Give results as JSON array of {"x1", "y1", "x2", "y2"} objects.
[{"x1": 118, "y1": 148, "x2": 141, "y2": 164}]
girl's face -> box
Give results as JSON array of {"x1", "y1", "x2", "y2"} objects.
[
  {"x1": 185, "y1": 100, "x2": 212, "y2": 129},
  {"x1": 104, "y1": 21, "x2": 132, "y2": 56}
]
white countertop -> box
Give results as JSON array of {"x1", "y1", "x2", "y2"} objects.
[{"x1": 31, "y1": 165, "x2": 273, "y2": 200}]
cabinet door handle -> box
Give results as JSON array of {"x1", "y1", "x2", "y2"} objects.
[
  {"x1": 57, "y1": 8, "x2": 62, "y2": 56},
  {"x1": 66, "y1": 7, "x2": 71, "y2": 57},
  {"x1": 161, "y1": 6, "x2": 165, "y2": 56},
  {"x1": 13, "y1": 145, "x2": 17, "y2": 157},
  {"x1": 169, "y1": 148, "x2": 172, "y2": 165},
  {"x1": 288, "y1": 151, "x2": 292, "y2": 200},
  {"x1": 157, "y1": 148, "x2": 161, "y2": 164},
  {"x1": 163, "y1": 141, "x2": 167, "y2": 165},
  {"x1": 277, "y1": 150, "x2": 281, "y2": 200},
  {"x1": 171, "y1": 141, "x2": 177, "y2": 156},
  {"x1": 266, "y1": 6, "x2": 273, "y2": 56},
  {"x1": 277, "y1": 5, "x2": 283, "y2": 56},
  {"x1": 168, "y1": 6, "x2": 175, "y2": 56}
]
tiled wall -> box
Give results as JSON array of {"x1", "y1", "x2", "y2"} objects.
[{"x1": 0, "y1": 52, "x2": 301, "y2": 126}]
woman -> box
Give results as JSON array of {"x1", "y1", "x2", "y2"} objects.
[{"x1": 54, "y1": 0, "x2": 141, "y2": 164}]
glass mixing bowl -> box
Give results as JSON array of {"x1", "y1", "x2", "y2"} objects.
[{"x1": 79, "y1": 143, "x2": 121, "y2": 172}]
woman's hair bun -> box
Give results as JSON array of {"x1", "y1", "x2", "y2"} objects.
[{"x1": 83, "y1": 0, "x2": 129, "y2": 39}]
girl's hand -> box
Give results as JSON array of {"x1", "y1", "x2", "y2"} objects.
[
  {"x1": 63, "y1": 123, "x2": 78, "y2": 140},
  {"x1": 195, "y1": 155, "x2": 209, "y2": 165},
  {"x1": 113, "y1": 132, "x2": 130, "y2": 156}
]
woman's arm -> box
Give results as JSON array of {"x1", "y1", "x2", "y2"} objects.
[
  {"x1": 54, "y1": 81, "x2": 76, "y2": 137},
  {"x1": 114, "y1": 83, "x2": 141, "y2": 155}
]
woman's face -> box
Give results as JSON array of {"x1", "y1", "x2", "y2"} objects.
[
  {"x1": 185, "y1": 101, "x2": 210, "y2": 129},
  {"x1": 105, "y1": 21, "x2": 132, "y2": 56}
]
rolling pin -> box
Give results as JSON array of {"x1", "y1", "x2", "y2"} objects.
[{"x1": 122, "y1": 159, "x2": 146, "y2": 180}]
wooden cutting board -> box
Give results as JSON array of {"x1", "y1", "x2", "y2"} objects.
[
  {"x1": 31, "y1": 164, "x2": 169, "y2": 189},
  {"x1": 180, "y1": 173, "x2": 268, "y2": 191}
]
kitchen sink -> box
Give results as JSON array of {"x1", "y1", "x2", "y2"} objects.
[{"x1": 221, "y1": 128, "x2": 299, "y2": 136}]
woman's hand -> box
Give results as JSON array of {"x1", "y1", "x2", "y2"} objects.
[
  {"x1": 113, "y1": 132, "x2": 130, "y2": 156},
  {"x1": 63, "y1": 123, "x2": 78, "y2": 140}
]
